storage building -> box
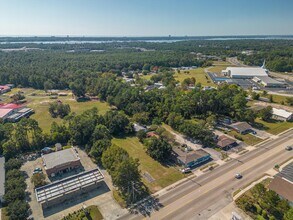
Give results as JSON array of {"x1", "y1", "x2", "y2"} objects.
[
  {"x1": 222, "y1": 67, "x2": 268, "y2": 79},
  {"x1": 252, "y1": 76, "x2": 286, "y2": 88}
]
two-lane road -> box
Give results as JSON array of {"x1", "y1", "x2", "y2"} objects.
[{"x1": 119, "y1": 130, "x2": 293, "y2": 220}]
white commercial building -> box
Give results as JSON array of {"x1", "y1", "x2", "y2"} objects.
[
  {"x1": 222, "y1": 67, "x2": 268, "y2": 79},
  {"x1": 272, "y1": 108, "x2": 293, "y2": 121}
]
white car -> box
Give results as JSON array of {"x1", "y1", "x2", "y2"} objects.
[
  {"x1": 181, "y1": 168, "x2": 191, "y2": 173},
  {"x1": 235, "y1": 173, "x2": 242, "y2": 179}
]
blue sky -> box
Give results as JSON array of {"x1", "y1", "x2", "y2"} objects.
[{"x1": 0, "y1": 0, "x2": 292, "y2": 36}]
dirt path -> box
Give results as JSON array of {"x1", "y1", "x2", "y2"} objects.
[{"x1": 253, "y1": 101, "x2": 293, "y2": 112}]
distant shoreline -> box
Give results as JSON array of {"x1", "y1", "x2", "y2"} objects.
[{"x1": 0, "y1": 35, "x2": 292, "y2": 44}]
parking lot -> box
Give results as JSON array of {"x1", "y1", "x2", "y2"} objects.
[{"x1": 21, "y1": 147, "x2": 127, "y2": 220}]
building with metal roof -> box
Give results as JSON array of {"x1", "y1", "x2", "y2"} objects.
[
  {"x1": 35, "y1": 168, "x2": 104, "y2": 208},
  {"x1": 42, "y1": 148, "x2": 82, "y2": 177},
  {"x1": 222, "y1": 67, "x2": 268, "y2": 79},
  {"x1": 252, "y1": 76, "x2": 286, "y2": 88},
  {"x1": 272, "y1": 108, "x2": 293, "y2": 121}
]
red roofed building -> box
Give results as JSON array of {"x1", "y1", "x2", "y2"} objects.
[{"x1": 0, "y1": 103, "x2": 22, "y2": 109}]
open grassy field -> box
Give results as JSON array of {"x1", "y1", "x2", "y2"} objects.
[
  {"x1": 173, "y1": 68, "x2": 214, "y2": 86},
  {"x1": 1, "y1": 88, "x2": 110, "y2": 133},
  {"x1": 227, "y1": 130, "x2": 263, "y2": 146},
  {"x1": 112, "y1": 136, "x2": 184, "y2": 193},
  {"x1": 270, "y1": 94, "x2": 291, "y2": 105},
  {"x1": 255, "y1": 118, "x2": 293, "y2": 135},
  {"x1": 208, "y1": 65, "x2": 230, "y2": 74}
]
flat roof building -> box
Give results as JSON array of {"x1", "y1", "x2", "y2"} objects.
[
  {"x1": 35, "y1": 168, "x2": 104, "y2": 208},
  {"x1": 272, "y1": 108, "x2": 293, "y2": 122},
  {"x1": 222, "y1": 67, "x2": 268, "y2": 79},
  {"x1": 0, "y1": 157, "x2": 5, "y2": 204},
  {"x1": 42, "y1": 148, "x2": 82, "y2": 177},
  {"x1": 252, "y1": 76, "x2": 286, "y2": 88}
]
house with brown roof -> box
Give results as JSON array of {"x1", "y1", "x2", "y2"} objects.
[
  {"x1": 217, "y1": 135, "x2": 237, "y2": 150},
  {"x1": 172, "y1": 147, "x2": 211, "y2": 168},
  {"x1": 269, "y1": 177, "x2": 293, "y2": 205},
  {"x1": 269, "y1": 162, "x2": 293, "y2": 206}
]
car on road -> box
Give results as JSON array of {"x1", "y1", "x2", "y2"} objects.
[
  {"x1": 285, "y1": 146, "x2": 292, "y2": 151},
  {"x1": 235, "y1": 173, "x2": 242, "y2": 179},
  {"x1": 181, "y1": 167, "x2": 191, "y2": 174}
]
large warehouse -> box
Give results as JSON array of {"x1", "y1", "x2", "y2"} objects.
[
  {"x1": 222, "y1": 66, "x2": 268, "y2": 79},
  {"x1": 42, "y1": 148, "x2": 82, "y2": 177},
  {"x1": 252, "y1": 76, "x2": 286, "y2": 88}
]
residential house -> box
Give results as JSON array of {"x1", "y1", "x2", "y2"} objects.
[
  {"x1": 172, "y1": 147, "x2": 211, "y2": 168},
  {"x1": 269, "y1": 162, "x2": 293, "y2": 206},
  {"x1": 272, "y1": 108, "x2": 292, "y2": 122},
  {"x1": 229, "y1": 122, "x2": 253, "y2": 134},
  {"x1": 217, "y1": 135, "x2": 238, "y2": 150}
]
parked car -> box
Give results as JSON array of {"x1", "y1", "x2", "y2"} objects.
[
  {"x1": 285, "y1": 146, "x2": 292, "y2": 151},
  {"x1": 34, "y1": 167, "x2": 42, "y2": 172},
  {"x1": 33, "y1": 167, "x2": 42, "y2": 175},
  {"x1": 181, "y1": 167, "x2": 191, "y2": 174},
  {"x1": 235, "y1": 173, "x2": 242, "y2": 179}
]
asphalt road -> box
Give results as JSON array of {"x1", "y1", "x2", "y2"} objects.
[{"x1": 119, "y1": 130, "x2": 293, "y2": 220}]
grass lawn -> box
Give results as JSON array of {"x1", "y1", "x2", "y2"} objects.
[
  {"x1": 1, "y1": 88, "x2": 110, "y2": 133},
  {"x1": 61, "y1": 205, "x2": 103, "y2": 220},
  {"x1": 173, "y1": 68, "x2": 214, "y2": 86},
  {"x1": 141, "y1": 74, "x2": 153, "y2": 80},
  {"x1": 271, "y1": 94, "x2": 291, "y2": 105},
  {"x1": 227, "y1": 130, "x2": 263, "y2": 146},
  {"x1": 1, "y1": 208, "x2": 9, "y2": 220},
  {"x1": 255, "y1": 118, "x2": 293, "y2": 135},
  {"x1": 112, "y1": 136, "x2": 184, "y2": 193},
  {"x1": 208, "y1": 65, "x2": 230, "y2": 74}
]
